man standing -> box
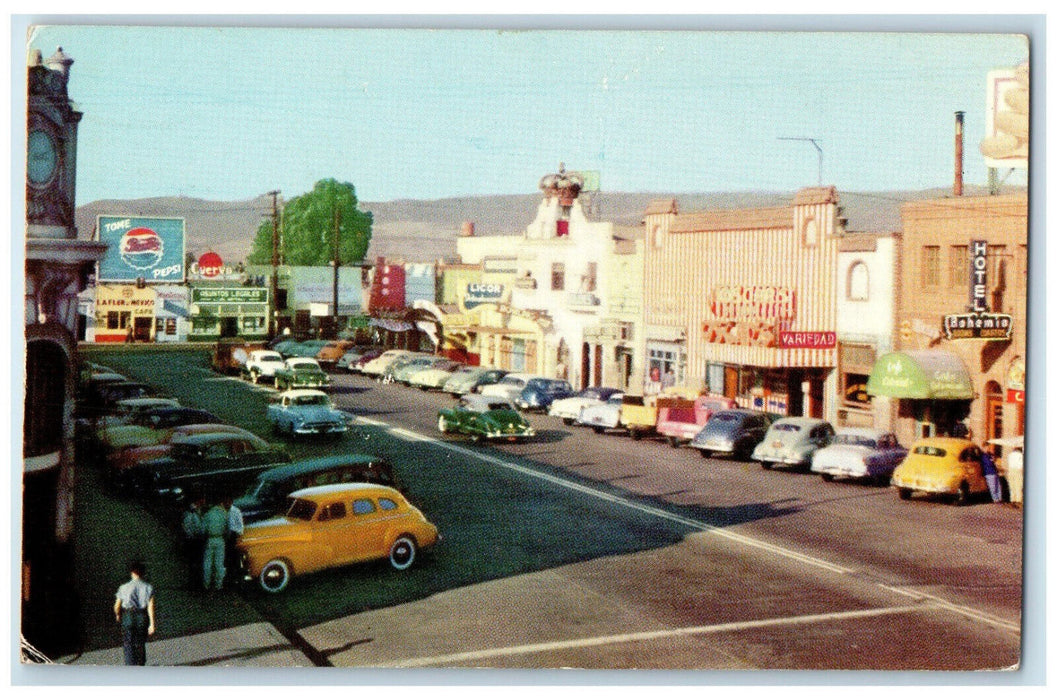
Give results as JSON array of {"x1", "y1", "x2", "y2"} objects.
[
  {"x1": 980, "y1": 444, "x2": 1003, "y2": 503},
  {"x1": 224, "y1": 496, "x2": 245, "y2": 576},
  {"x1": 201, "y1": 498, "x2": 229, "y2": 590},
  {"x1": 181, "y1": 494, "x2": 205, "y2": 588},
  {"x1": 113, "y1": 561, "x2": 155, "y2": 666}
]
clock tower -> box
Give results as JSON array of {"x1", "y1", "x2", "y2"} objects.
[
  {"x1": 23, "y1": 46, "x2": 107, "y2": 658},
  {"x1": 27, "y1": 47, "x2": 81, "y2": 238}
]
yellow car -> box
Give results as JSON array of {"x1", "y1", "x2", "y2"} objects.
[
  {"x1": 890, "y1": 437, "x2": 990, "y2": 506},
  {"x1": 237, "y1": 483, "x2": 439, "y2": 593}
]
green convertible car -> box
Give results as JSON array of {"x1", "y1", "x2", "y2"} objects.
[{"x1": 437, "y1": 394, "x2": 536, "y2": 443}]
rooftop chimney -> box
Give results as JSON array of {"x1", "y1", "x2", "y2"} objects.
[{"x1": 954, "y1": 111, "x2": 965, "y2": 196}]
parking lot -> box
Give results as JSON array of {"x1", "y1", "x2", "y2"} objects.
[{"x1": 71, "y1": 345, "x2": 1024, "y2": 671}]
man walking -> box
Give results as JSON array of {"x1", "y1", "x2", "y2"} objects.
[
  {"x1": 201, "y1": 497, "x2": 229, "y2": 590},
  {"x1": 980, "y1": 444, "x2": 1003, "y2": 503},
  {"x1": 113, "y1": 561, "x2": 155, "y2": 665}
]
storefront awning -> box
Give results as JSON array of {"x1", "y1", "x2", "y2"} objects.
[{"x1": 866, "y1": 350, "x2": 974, "y2": 400}]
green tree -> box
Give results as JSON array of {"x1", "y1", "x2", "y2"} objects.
[{"x1": 247, "y1": 179, "x2": 373, "y2": 266}]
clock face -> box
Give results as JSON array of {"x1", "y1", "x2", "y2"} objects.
[{"x1": 27, "y1": 129, "x2": 58, "y2": 186}]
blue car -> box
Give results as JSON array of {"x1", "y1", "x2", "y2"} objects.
[{"x1": 515, "y1": 378, "x2": 575, "y2": 412}]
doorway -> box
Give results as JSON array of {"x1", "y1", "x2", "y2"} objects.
[{"x1": 133, "y1": 317, "x2": 153, "y2": 342}]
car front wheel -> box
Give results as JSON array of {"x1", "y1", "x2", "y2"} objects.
[
  {"x1": 437, "y1": 415, "x2": 449, "y2": 433},
  {"x1": 388, "y1": 535, "x2": 417, "y2": 570},
  {"x1": 955, "y1": 481, "x2": 972, "y2": 506},
  {"x1": 259, "y1": 559, "x2": 292, "y2": 593}
]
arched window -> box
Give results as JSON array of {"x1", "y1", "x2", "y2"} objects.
[
  {"x1": 650, "y1": 224, "x2": 663, "y2": 249},
  {"x1": 847, "y1": 261, "x2": 869, "y2": 301},
  {"x1": 803, "y1": 217, "x2": 819, "y2": 247}
]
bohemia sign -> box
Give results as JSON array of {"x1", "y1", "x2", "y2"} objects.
[{"x1": 942, "y1": 240, "x2": 1014, "y2": 340}]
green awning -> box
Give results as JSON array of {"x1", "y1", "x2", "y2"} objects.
[{"x1": 866, "y1": 351, "x2": 974, "y2": 400}]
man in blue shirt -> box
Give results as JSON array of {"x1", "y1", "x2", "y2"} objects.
[
  {"x1": 113, "y1": 561, "x2": 155, "y2": 665},
  {"x1": 202, "y1": 499, "x2": 229, "y2": 590}
]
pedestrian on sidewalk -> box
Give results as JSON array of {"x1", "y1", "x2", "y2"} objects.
[
  {"x1": 980, "y1": 444, "x2": 1003, "y2": 503},
  {"x1": 181, "y1": 494, "x2": 206, "y2": 589},
  {"x1": 202, "y1": 497, "x2": 229, "y2": 590},
  {"x1": 113, "y1": 561, "x2": 156, "y2": 666},
  {"x1": 224, "y1": 495, "x2": 244, "y2": 579}
]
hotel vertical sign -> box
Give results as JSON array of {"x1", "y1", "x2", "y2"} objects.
[
  {"x1": 969, "y1": 240, "x2": 988, "y2": 312},
  {"x1": 943, "y1": 239, "x2": 1013, "y2": 340}
]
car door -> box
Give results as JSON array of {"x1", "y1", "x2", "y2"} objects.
[
  {"x1": 314, "y1": 498, "x2": 354, "y2": 567},
  {"x1": 346, "y1": 496, "x2": 389, "y2": 562}
]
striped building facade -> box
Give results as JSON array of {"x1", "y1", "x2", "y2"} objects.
[{"x1": 642, "y1": 187, "x2": 844, "y2": 419}]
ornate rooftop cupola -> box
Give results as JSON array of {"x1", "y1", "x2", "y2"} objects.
[{"x1": 539, "y1": 162, "x2": 584, "y2": 206}]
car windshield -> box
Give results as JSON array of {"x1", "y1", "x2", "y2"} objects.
[
  {"x1": 286, "y1": 497, "x2": 317, "y2": 520},
  {"x1": 295, "y1": 395, "x2": 328, "y2": 406},
  {"x1": 913, "y1": 445, "x2": 948, "y2": 457},
  {"x1": 502, "y1": 377, "x2": 525, "y2": 386},
  {"x1": 711, "y1": 413, "x2": 740, "y2": 423},
  {"x1": 773, "y1": 423, "x2": 802, "y2": 433},
  {"x1": 289, "y1": 360, "x2": 318, "y2": 370},
  {"x1": 486, "y1": 401, "x2": 515, "y2": 412},
  {"x1": 259, "y1": 352, "x2": 281, "y2": 362},
  {"x1": 170, "y1": 443, "x2": 202, "y2": 460},
  {"x1": 833, "y1": 434, "x2": 877, "y2": 448}
]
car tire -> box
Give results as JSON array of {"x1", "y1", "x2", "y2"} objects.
[
  {"x1": 250, "y1": 369, "x2": 260, "y2": 384},
  {"x1": 898, "y1": 487, "x2": 912, "y2": 500},
  {"x1": 628, "y1": 427, "x2": 641, "y2": 441},
  {"x1": 955, "y1": 481, "x2": 972, "y2": 506},
  {"x1": 872, "y1": 474, "x2": 891, "y2": 487},
  {"x1": 668, "y1": 436, "x2": 681, "y2": 448},
  {"x1": 437, "y1": 415, "x2": 449, "y2": 433},
  {"x1": 259, "y1": 559, "x2": 292, "y2": 593},
  {"x1": 592, "y1": 426, "x2": 604, "y2": 434},
  {"x1": 820, "y1": 473, "x2": 834, "y2": 482},
  {"x1": 760, "y1": 461, "x2": 772, "y2": 470},
  {"x1": 698, "y1": 449, "x2": 710, "y2": 459},
  {"x1": 388, "y1": 535, "x2": 417, "y2": 571},
  {"x1": 563, "y1": 418, "x2": 574, "y2": 426}
]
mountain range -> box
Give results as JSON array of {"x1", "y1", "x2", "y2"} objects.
[{"x1": 73, "y1": 185, "x2": 1004, "y2": 267}]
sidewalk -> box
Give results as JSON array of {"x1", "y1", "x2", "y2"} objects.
[{"x1": 60, "y1": 622, "x2": 313, "y2": 667}]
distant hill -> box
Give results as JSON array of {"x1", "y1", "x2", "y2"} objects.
[{"x1": 74, "y1": 185, "x2": 1007, "y2": 266}]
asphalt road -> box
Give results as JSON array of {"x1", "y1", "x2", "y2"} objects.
[{"x1": 75, "y1": 347, "x2": 1023, "y2": 671}]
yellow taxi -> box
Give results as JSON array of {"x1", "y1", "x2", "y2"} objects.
[
  {"x1": 237, "y1": 483, "x2": 439, "y2": 592},
  {"x1": 890, "y1": 437, "x2": 990, "y2": 506}
]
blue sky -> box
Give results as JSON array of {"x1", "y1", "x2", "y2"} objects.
[{"x1": 21, "y1": 21, "x2": 1030, "y2": 204}]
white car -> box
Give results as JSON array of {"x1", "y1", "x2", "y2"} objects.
[
  {"x1": 360, "y1": 349, "x2": 416, "y2": 378},
  {"x1": 478, "y1": 373, "x2": 540, "y2": 402},
  {"x1": 243, "y1": 350, "x2": 287, "y2": 384},
  {"x1": 810, "y1": 428, "x2": 908, "y2": 485},
  {"x1": 576, "y1": 392, "x2": 625, "y2": 432},
  {"x1": 548, "y1": 387, "x2": 621, "y2": 425}
]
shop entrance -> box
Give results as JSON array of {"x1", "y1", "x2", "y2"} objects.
[
  {"x1": 220, "y1": 317, "x2": 239, "y2": 338},
  {"x1": 133, "y1": 317, "x2": 153, "y2": 342},
  {"x1": 985, "y1": 380, "x2": 1004, "y2": 452}
]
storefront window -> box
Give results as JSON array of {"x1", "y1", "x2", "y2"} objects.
[
  {"x1": 511, "y1": 338, "x2": 526, "y2": 371},
  {"x1": 847, "y1": 261, "x2": 869, "y2": 300}
]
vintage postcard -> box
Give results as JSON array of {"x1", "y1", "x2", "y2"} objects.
[{"x1": 18, "y1": 19, "x2": 1034, "y2": 682}]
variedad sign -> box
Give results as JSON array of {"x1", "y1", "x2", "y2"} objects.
[
  {"x1": 970, "y1": 240, "x2": 988, "y2": 312},
  {"x1": 97, "y1": 215, "x2": 186, "y2": 283},
  {"x1": 779, "y1": 330, "x2": 836, "y2": 349},
  {"x1": 710, "y1": 286, "x2": 796, "y2": 320},
  {"x1": 942, "y1": 312, "x2": 1013, "y2": 340}
]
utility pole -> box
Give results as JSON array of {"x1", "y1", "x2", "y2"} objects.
[
  {"x1": 267, "y1": 190, "x2": 281, "y2": 338},
  {"x1": 332, "y1": 204, "x2": 341, "y2": 338}
]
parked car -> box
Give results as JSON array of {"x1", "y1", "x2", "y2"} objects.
[
  {"x1": 361, "y1": 349, "x2": 416, "y2": 378},
  {"x1": 751, "y1": 417, "x2": 835, "y2": 471},
  {"x1": 243, "y1": 349, "x2": 287, "y2": 384},
  {"x1": 211, "y1": 339, "x2": 266, "y2": 375},
  {"x1": 81, "y1": 381, "x2": 158, "y2": 419},
  {"x1": 548, "y1": 386, "x2": 621, "y2": 425},
  {"x1": 96, "y1": 407, "x2": 222, "y2": 453},
  {"x1": 336, "y1": 347, "x2": 381, "y2": 373},
  {"x1": 139, "y1": 432, "x2": 291, "y2": 500},
  {"x1": 315, "y1": 340, "x2": 358, "y2": 367},
  {"x1": 387, "y1": 355, "x2": 448, "y2": 385},
  {"x1": 690, "y1": 409, "x2": 771, "y2": 460},
  {"x1": 107, "y1": 423, "x2": 259, "y2": 493},
  {"x1": 810, "y1": 428, "x2": 908, "y2": 485},
  {"x1": 478, "y1": 373, "x2": 539, "y2": 402},
  {"x1": 437, "y1": 394, "x2": 536, "y2": 442},
  {"x1": 237, "y1": 483, "x2": 439, "y2": 592},
  {"x1": 285, "y1": 339, "x2": 330, "y2": 358},
  {"x1": 407, "y1": 359, "x2": 464, "y2": 391},
  {"x1": 890, "y1": 437, "x2": 990, "y2": 505},
  {"x1": 515, "y1": 378, "x2": 574, "y2": 412},
  {"x1": 442, "y1": 367, "x2": 508, "y2": 396},
  {"x1": 274, "y1": 357, "x2": 330, "y2": 391},
  {"x1": 92, "y1": 397, "x2": 182, "y2": 436},
  {"x1": 266, "y1": 389, "x2": 349, "y2": 438},
  {"x1": 234, "y1": 454, "x2": 400, "y2": 524},
  {"x1": 577, "y1": 392, "x2": 625, "y2": 433},
  {"x1": 656, "y1": 394, "x2": 738, "y2": 447},
  {"x1": 348, "y1": 349, "x2": 385, "y2": 373}
]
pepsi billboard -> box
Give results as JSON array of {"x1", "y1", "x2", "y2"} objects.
[{"x1": 96, "y1": 215, "x2": 186, "y2": 283}]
